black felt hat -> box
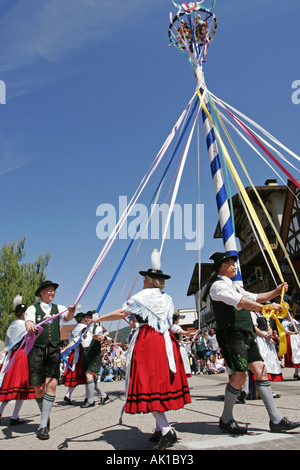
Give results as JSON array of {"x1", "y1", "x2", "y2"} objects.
[
  {"x1": 35, "y1": 280, "x2": 59, "y2": 297},
  {"x1": 209, "y1": 251, "x2": 238, "y2": 268},
  {"x1": 139, "y1": 268, "x2": 171, "y2": 280},
  {"x1": 15, "y1": 303, "x2": 27, "y2": 313},
  {"x1": 75, "y1": 312, "x2": 85, "y2": 323},
  {"x1": 139, "y1": 248, "x2": 171, "y2": 280}
]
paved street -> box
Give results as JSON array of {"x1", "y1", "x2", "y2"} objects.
[{"x1": 1, "y1": 367, "x2": 300, "y2": 452}]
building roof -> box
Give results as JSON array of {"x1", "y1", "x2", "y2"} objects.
[{"x1": 187, "y1": 262, "x2": 214, "y2": 296}]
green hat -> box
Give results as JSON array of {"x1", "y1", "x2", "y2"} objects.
[{"x1": 209, "y1": 252, "x2": 238, "y2": 268}]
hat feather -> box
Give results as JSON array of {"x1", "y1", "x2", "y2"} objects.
[
  {"x1": 151, "y1": 248, "x2": 161, "y2": 271},
  {"x1": 13, "y1": 294, "x2": 23, "y2": 310}
]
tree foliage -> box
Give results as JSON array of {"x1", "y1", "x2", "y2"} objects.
[{"x1": 0, "y1": 236, "x2": 50, "y2": 342}]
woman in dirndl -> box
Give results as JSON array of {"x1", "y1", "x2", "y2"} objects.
[
  {"x1": 281, "y1": 316, "x2": 300, "y2": 379},
  {"x1": 0, "y1": 301, "x2": 35, "y2": 425},
  {"x1": 251, "y1": 311, "x2": 283, "y2": 384},
  {"x1": 171, "y1": 313, "x2": 192, "y2": 377},
  {"x1": 97, "y1": 249, "x2": 191, "y2": 450}
]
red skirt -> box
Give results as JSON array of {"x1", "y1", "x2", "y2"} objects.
[
  {"x1": 0, "y1": 348, "x2": 35, "y2": 401},
  {"x1": 125, "y1": 325, "x2": 191, "y2": 414},
  {"x1": 267, "y1": 373, "x2": 283, "y2": 382},
  {"x1": 284, "y1": 335, "x2": 300, "y2": 368},
  {"x1": 62, "y1": 348, "x2": 86, "y2": 387}
]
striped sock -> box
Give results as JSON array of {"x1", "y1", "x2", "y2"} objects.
[
  {"x1": 255, "y1": 380, "x2": 282, "y2": 424},
  {"x1": 221, "y1": 383, "x2": 240, "y2": 424},
  {"x1": 39, "y1": 394, "x2": 55, "y2": 429},
  {"x1": 86, "y1": 380, "x2": 95, "y2": 404}
]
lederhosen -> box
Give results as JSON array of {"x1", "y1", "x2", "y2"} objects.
[
  {"x1": 27, "y1": 303, "x2": 61, "y2": 386},
  {"x1": 210, "y1": 279, "x2": 262, "y2": 372}
]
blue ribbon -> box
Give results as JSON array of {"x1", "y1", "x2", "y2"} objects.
[{"x1": 60, "y1": 97, "x2": 198, "y2": 370}]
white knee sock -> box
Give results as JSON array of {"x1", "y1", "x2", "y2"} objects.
[
  {"x1": 152, "y1": 411, "x2": 171, "y2": 436},
  {"x1": 12, "y1": 400, "x2": 24, "y2": 420},
  {"x1": 66, "y1": 387, "x2": 75, "y2": 399},
  {"x1": 0, "y1": 401, "x2": 8, "y2": 416}
]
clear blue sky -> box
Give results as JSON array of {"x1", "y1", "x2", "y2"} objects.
[{"x1": 0, "y1": 0, "x2": 299, "y2": 330}]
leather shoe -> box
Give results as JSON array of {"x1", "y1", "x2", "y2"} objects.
[
  {"x1": 64, "y1": 396, "x2": 73, "y2": 405},
  {"x1": 80, "y1": 401, "x2": 95, "y2": 408},
  {"x1": 36, "y1": 427, "x2": 50, "y2": 440},
  {"x1": 153, "y1": 428, "x2": 177, "y2": 450},
  {"x1": 149, "y1": 430, "x2": 162, "y2": 442},
  {"x1": 270, "y1": 417, "x2": 300, "y2": 433},
  {"x1": 219, "y1": 418, "x2": 248, "y2": 434},
  {"x1": 99, "y1": 395, "x2": 109, "y2": 405}
]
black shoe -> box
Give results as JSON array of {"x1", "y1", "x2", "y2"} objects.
[
  {"x1": 99, "y1": 395, "x2": 109, "y2": 405},
  {"x1": 236, "y1": 391, "x2": 247, "y2": 404},
  {"x1": 64, "y1": 396, "x2": 73, "y2": 405},
  {"x1": 149, "y1": 430, "x2": 162, "y2": 442},
  {"x1": 80, "y1": 401, "x2": 95, "y2": 408},
  {"x1": 293, "y1": 374, "x2": 300, "y2": 380},
  {"x1": 153, "y1": 428, "x2": 177, "y2": 450},
  {"x1": 270, "y1": 417, "x2": 300, "y2": 433},
  {"x1": 10, "y1": 418, "x2": 25, "y2": 426},
  {"x1": 36, "y1": 427, "x2": 50, "y2": 440},
  {"x1": 219, "y1": 418, "x2": 248, "y2": 434}
]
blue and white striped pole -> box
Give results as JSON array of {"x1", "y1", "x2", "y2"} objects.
[{"x1": 197, "y1": 75, "x2": 242, "y2": 284}]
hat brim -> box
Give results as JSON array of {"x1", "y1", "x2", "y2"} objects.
[
  {"x1": 213, "y1": 254, "x2": 237, "y2": 267},
  {"x1": 139, "y1": 270, "x2": 171, "y2": 280}
]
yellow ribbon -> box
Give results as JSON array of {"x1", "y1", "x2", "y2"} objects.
[
  {"x1": 262, "y1": 300, "x2": 289, "y2": 357},
  {"x1": 197, "y1": 87, "x2": 285, "y2": 284},
  {"x1": 208, "y1": 94, "x2": 300, "y2": 290},
  {"x1": 197, "y1": 89, "x2": 293, "y2": 357}
]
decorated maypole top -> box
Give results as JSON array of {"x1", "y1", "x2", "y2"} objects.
[
  {"x1": 169, "y1": 1, "x2": 243, "y2": 285},
  {"x1": 169, "y1": 1, "x2": 217, "y2": 84}
]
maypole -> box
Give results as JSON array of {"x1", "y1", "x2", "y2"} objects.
[{"x1": 169, "y1": 1, "x2": 243, "y2": 284}]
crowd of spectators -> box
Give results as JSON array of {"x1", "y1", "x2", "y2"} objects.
[
  {"x1": 99, "y1": 328, "x2": 226, "y2": 382},
  {"x1": 182, "y1": 328, "x2": 226, "y2": 375},
  {"x1": 98, "y1": 340, "x2": 128, "y2": 382}
]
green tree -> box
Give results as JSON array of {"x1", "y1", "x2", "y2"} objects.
[{"x1": 0, "y1": 236, "x2": 50, "y2": 341}]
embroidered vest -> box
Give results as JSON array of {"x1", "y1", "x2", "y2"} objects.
[
  {"x1": 34, "y1": 303, "x2": 61, "y2": 347},
  {"x1": 209, "y1": 279, "x2": 254, "y2": 333}
]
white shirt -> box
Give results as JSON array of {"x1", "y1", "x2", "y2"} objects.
[
  {"x1": 209, "y1": 276, "x2": 257, "y2": 310},
  {"x1": 69, "y1": 323, "x2": 86, "y2": 342},
  {"x1": 25, "y1": 301, "x2": 69, "y2": 323},
  {"x1": 80, "y1": 324, "x2": 103, "y2": 349}
]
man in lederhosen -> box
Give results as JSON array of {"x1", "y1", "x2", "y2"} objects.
[
  {"x1": 209, "y1": 252, "x2": 300, "y2": 435},
  {"x1": 25, "y1": 280, "x2": 75, "y2": 440}
]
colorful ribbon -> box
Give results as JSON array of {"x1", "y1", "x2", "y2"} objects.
[{"x1": 262, "y1": 300, "x2": 289, "y2": 357}]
